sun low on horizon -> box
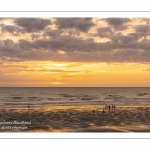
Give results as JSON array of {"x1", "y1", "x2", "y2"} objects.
[{"x1": 0, "y1": 18, "x2": 150, "y2": 87}]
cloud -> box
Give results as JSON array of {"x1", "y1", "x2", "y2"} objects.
[
  {"x1": 97, "y1": 27, "x2": 113, "y2": 38},
  {"x1": 55, "y1": 18, "x2": 95, "y2": 32},
  {"x1": 31, "y1": 33, "x2": 41, "y2": 40},
  {"x1": 1, "y1": 18, "x2": 150, "y2": 63},
  {"x1": 14, "y1": 18, "x2": 51, "y2": 33},
  {"x1": 1, "y1": 25, "x2": 20, "y2": 35},
  {"x1": 1, "y1": 34, "x2": 150, "y2": 63},
  {"x1": 110, "y1": 32, "x2": 139, "y2": 44},
  {"x1": 0, "y1": 18, "x2": 7, "y2": 21},
  {"x1": 42, "y1": 29, "x2": 62, "y2": 39},
  {"x1": 103, "y1": 18, "x2": 131, "y2": 30},
  {"x1": 0, "y1": 65, "x2": 28, "y2": 68},
  {"x1": 135, "y1": 25, "x2": 150, "y2": 38}
]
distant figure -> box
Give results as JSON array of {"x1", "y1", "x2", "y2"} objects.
[
  {"x1": 108, "y1": 105, "x2": 110, "y2": 112},
  {"x1": 102, "y1": 109, "x2": 105, "y2": 113},
  {"x1": 93, "y1": 110, "x2": 95, "y2": 114},
  {"x1": 113, "y1": 105, "x2": 116, "y2": 112},
  {"x1": 105, "y1": 105, "x2": 107, "y2": 109},
  {"x1": 28, "y1": 105, "x2": 30, "y2": 109}
]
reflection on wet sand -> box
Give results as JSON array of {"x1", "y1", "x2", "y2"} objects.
[{"x1": 1, "y1": 105, "x2": 150, "y2": 132}]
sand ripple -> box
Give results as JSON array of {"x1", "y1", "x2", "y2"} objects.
[{"x1": 1, "y1": 106, "x2": 150, "y2": 132}]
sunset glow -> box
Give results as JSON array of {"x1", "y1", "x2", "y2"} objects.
[{"x1": 0, "y1": 18, "x2": 150, "y2": 87}]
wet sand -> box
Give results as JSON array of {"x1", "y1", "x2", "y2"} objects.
[{"x1": 0, "y1": 105, "x2": 150, "y2": 132}]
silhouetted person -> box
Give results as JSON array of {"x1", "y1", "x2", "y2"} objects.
[
  {"x1": 113, "y1": 105, "x2": 116, "y2": 112},
  {"x1": 112, "y1": 105, "x2": 115, "y2": 112},
  {"x1": 108, "y1": 105, "x2": 110, "y2": 112},
  {"x1": 102, "y1": 109, "x2": 105, "y2": 113},
  {"x1": 28, "y1": 105, "x2": 30, "y2": 109},
  {"x1": 93, "y1": 110, "x2": 95, "y2": 114}
]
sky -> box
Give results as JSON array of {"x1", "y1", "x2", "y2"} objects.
[{"x1": 0, "y1": 18, "x2": 150, "y2": 87}]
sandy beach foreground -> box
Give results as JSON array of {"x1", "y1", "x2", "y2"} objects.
[{"x1": 0, "y1": 105, "x2": 150, "y2": 132}]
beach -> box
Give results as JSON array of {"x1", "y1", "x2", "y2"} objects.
[
  {"x1": 0, "y1": 87, "x2": 150, "y2": 132},
  {"x1": 1, "y1": 105, "x2": 150, "y2": 132}
]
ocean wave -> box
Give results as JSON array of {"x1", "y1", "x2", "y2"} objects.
[
  {"x1": 12, "y1": 97, "x2": 23, "y2": 99},
  {"x1": 59, "y1": 94, "x2": 73, "y2": 97},
  {"x1": 47, "y1": 98, "x2": 54, "y2": 100},
  {"x1": 137, "y1": 93, "x2": 150, "y2": 96},
  {"x1": 133, "y1": 98, "x2": 150, "y2": 101},
  {"x1": 80, "y1": 97, "x2": 94, "y2": 100}
]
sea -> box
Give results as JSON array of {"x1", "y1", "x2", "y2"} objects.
[{"x1": 0, "y1": 87, "x2": 150, "y2": 108}]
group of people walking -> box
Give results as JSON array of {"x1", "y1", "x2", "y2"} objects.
[
  {"x1": 93, "y1": 104, "x2": 116, "y2": 114},
  {"x1": 103, "y1": 104, "x2": 116, "y2": 113},
  {"x1": 105, "y1": 104, "x2": 115, "y2": 109}
]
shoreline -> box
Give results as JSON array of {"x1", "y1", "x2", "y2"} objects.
[{"x1": 1, "y1": 103, "x2": 150, "y2": 110}]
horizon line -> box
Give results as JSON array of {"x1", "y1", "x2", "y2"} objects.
[{"x1": 0, "y1": 86, "x2": 150, "y2": 88}]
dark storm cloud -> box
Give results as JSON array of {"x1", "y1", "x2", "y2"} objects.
[
  {"x1": 103, "y1": 18, "x2": 131, "y2": 30},
  {"x1": 55, "y1": 18, "x2": 95, "y2": 32},
  {"x1": 14, "y1": 18, "x2": 51, "y2": 32}
]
